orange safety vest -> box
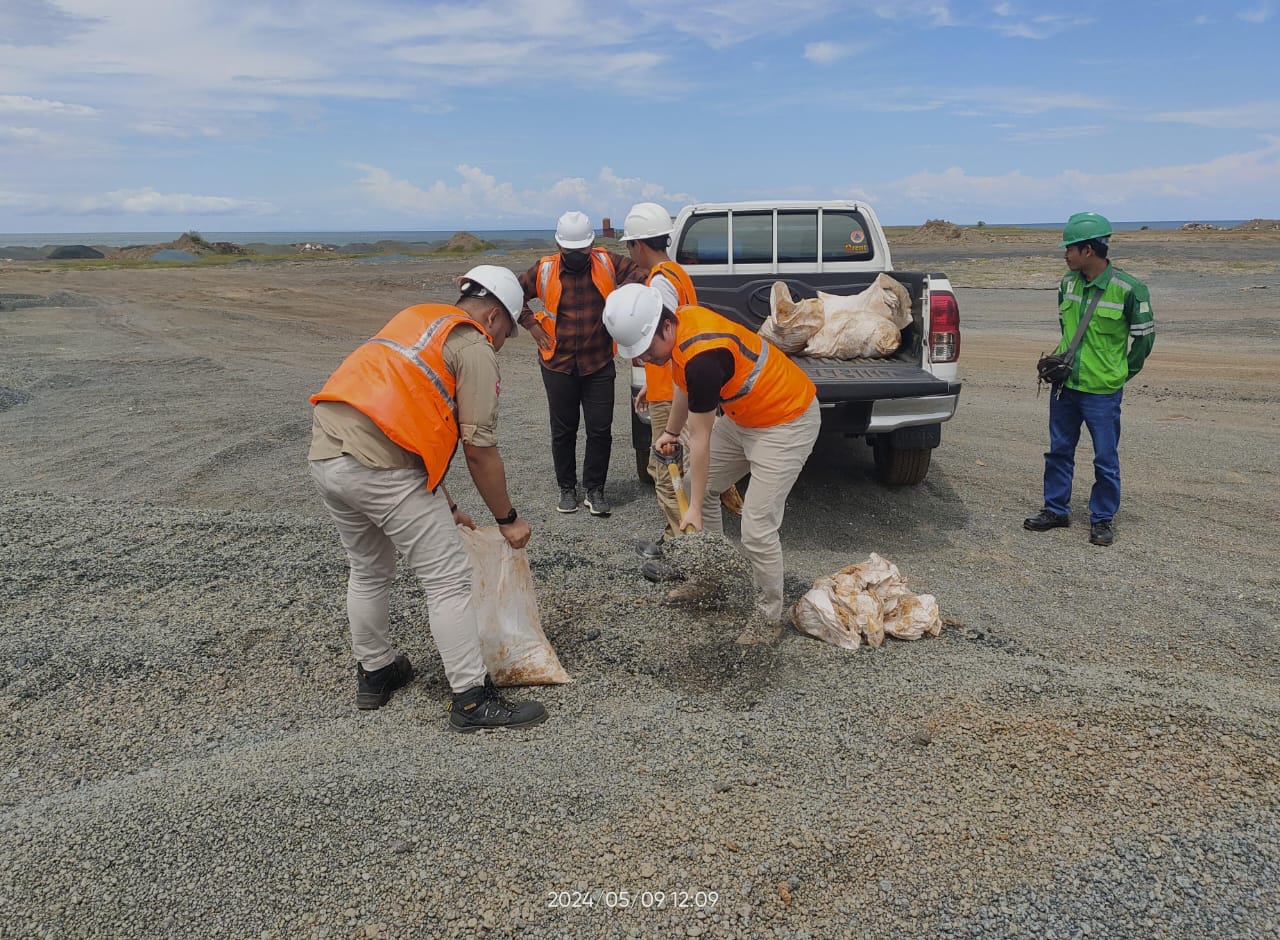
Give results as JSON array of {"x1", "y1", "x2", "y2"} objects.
[
  {"x1": 643, "y1": 261, "x2": 698, "y2": 403},
  {"x1": 671, "y1": 305, "x2": 815, "y2": 429},
  {"x1": 533, "y1": 248, "x2": 618, "y2": 361},
  {"x1": 310, "y1": 304, "x2": 492, "y2": 490}
]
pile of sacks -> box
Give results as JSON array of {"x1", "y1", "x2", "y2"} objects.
[
  {"x1": 760, "y1": 274, "x2": 912, "y2": 359},
  {"x1": 790, "y1": 553, "x2": 942, "y2": 650}
]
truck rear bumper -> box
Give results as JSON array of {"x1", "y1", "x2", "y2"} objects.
[
  {"x1": 866, "y1": 392, "x2": 959, "y2": 431},
  {"x1": 818, "y1": 386, "x2": 960, "y2": 437}
]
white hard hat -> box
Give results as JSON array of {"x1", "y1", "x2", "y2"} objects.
[
  {"x1": 457, "y1": 265, "x2": 522, "y2": 333},
  {"x1": 619, "y1": 202, "x2": 673, "y2": 242},
  {"x1": 555, "y1": 210, "x2": 595, "y2": 249},
  {"x1": 603, "y1": 283, "x2": 664, "y2": 358}
]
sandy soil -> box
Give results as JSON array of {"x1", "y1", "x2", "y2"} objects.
[{"x1": 1, "y1": 229, "x2": 1277, "y2": 938}]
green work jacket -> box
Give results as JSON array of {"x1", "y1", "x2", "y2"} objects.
[{"x1": 1056, "y1": 263, "x2": 1155, "y2": 394}]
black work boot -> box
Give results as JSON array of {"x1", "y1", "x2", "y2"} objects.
[
  {"x1": 1023, "y1": 509, "x2": 1070, "y2": 532},
  {"x1": 448, "y1": 676, "x2": 547, "y2": 732},
  {"x1": 1089, "y1": 520, "x2": 1115, "y2": 546},
  {"x1": 641, "y1": 559, "x2": 683, "y2": 583},
  {"x1": 634, "y1": 534, "x2": 664, "y2": 559},
  {"x1": 355, "y1": 654, "x2": 414, "y2": 710}
]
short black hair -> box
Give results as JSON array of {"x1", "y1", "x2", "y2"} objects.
[
  {"x1": 1078, "y1": 237, "x2": 1109, "y2": 259},
  {"x1": 639, "y1": 234, "x2": 670, "y2": 252},
  {"x1": 657, "y1": 306, "x2": 678, "y2": 330}
]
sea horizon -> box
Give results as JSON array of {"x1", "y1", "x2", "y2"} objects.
[{"x1": 0, "y1": 220, "x2": 1255, "y2": 249}]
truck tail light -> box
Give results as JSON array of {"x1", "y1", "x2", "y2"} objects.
[{"x1": 930, "y1": 291, "x2": 960, "y2": 363}]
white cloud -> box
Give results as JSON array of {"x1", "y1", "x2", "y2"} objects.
[
  {"x1": 0, "y1": 95, "x2": 97, "y2": 116},
  {"x1": 804, "y1": 41, "x2": 858, "y2": 65},
  {"x1": 1155, "y1": 101, "x2": 1280, "y2": 130},
  {"x1": 353, "y1": 163, "x2": 693, "y2": 225},
  {"x1": 68, "y1": 188, "x2": 275, "y2": 217},
  {"x1": 987, "y1": 4, "x2": 1091, "y2": 39},
  {"x1": 869, "y1": 137, "x2": 1280, "y2": 217},
  {"x1": 0, "y1": 187, "x2": 277, "y2": 217},
  {"x1": 1239, "y1": 4, "x2": 1272, "y2": 23},
  {"x1": 1005, "y1": 124, "x2": 1105, "y2": 142}
]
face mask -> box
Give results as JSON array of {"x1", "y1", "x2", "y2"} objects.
[{"x1": 561, "y1": 249, "x2": 590, "y2": 273}]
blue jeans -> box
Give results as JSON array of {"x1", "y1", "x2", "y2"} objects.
[{"x1": 1043, "y1": 387, "x2": 1123, "y2": 523}]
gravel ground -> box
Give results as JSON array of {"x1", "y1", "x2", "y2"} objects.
[{"x1": 1, "y1": 233, "x2": 1277, "y2": 939}]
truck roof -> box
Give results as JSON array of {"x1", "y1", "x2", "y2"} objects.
[{"x1": 681, "y1": 200, "x2": 872, "y2": 213}]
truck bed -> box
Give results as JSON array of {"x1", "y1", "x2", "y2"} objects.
[{"x1": 686, "y1": 270, "x2": 955, "y2": 435}]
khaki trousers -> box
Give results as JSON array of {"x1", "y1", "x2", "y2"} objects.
[
  {"x1": 700, "y1": 399, "x2": 821, "y2": 622},
  {"x1": 309, "y1": 455, "x2": 487, "y2": 694},
  {"x1": 646, "y1": 399, "x2": 689, "y2": 537}
]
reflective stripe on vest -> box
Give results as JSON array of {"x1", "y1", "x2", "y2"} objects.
[
  {"x1": 671, "y1": 306, "x2": 814, "y2": 428},
  {"x1": 643, "y1": 261, "x2": 698, "y2": 402},
  {"x1": 535, "y1": 249, "x2": 618, "y2": 316},
  {"x1": 533, "y1": 248, "x2": 618, "y2": 361},
  {"x1": 311, "y1": 305, "x2": 487, "y2": 490},
  {"x1": 652, "y1": 261, "x2": 698, "y2": 306},
  {"x1": 676, "y1": 330, "x2": 769, "y2": 402},
  {"x1": 368, "y1": 317, "x2": 458, "y2": 412}
]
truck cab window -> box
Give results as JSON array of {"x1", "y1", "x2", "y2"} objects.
[
  {"x1": 675, "y1": 213, "x2": 728, "y2": 265},
  {"x1": 731, "y1": 212, "x2": 773, "y2": 264},
  {"x1": 822, "y1": 211, "x2": 875, "y2": 262},
  {"x1": 778, "y1": 211, "x2": 819, "y2": 263}
]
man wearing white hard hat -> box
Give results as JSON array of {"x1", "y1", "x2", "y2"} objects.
[
  {"x1": 309, "y1": 265, "x2": 548, "y2": 731},
  {"x1": 603, "y1": 283, "x2": 821, "y2": 644},
  {"x1": 517, "y1": 211, "x2": 647, "y2": 516},
  {"x1": 618, "y1": 202, "x2": 700, "y2": 555}
]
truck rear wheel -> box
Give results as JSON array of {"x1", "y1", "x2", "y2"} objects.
[{"x1": 872, "y1": 438, "x2": 932, "y2": 485}]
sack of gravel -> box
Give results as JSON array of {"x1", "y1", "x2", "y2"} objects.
[
  {"x1": 791, "y1": 553, "x2": 942, "y2": 649},
  {"x1": 761, "y1": 281, "x2": 825, "y2": 353},
  {"x1": 458, "y1": 526, "x2": 571, "y2": 686}
]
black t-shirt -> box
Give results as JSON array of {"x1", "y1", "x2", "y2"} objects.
[{"x1": 684, "y1": 348, "x2": 734, "y2": 413}]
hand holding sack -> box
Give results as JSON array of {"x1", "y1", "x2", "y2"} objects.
[{"x1": 458, "y1": 527, "x2": 570, "y2": 686}]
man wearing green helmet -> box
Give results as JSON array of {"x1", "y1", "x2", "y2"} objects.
[{"x1": 1023, "y1": 212, "x2": 1155, "y2": 546}]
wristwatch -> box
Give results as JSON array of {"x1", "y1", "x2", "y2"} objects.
[{"x1": 494, "y1": 507, "x2": 518, "y2": 526}]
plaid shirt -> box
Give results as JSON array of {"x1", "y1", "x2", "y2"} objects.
[{"x1": 518, "y1": 249, "x2": 647, "y2": 375}]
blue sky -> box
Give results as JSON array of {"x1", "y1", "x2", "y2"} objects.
[{"x1": 2, "y1": 0, "x2": 1278, "y2": 232}]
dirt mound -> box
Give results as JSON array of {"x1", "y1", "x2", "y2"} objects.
[
  {"x1": 897, "y1": 219, "x2": 985, "y2": 244},
  {"x1": 1179, "y1": 222, "x2": 1222, "y2": 232},
  {"x1": 109, "y1": 233, "x2": 247, "y2": 261},
  {"x1": 1231, "y1": 219, "x2": 1280, "y2": 232},
  {"x1": 438, "y1": 231, "x2": 495, "y2": 253},
  {"x1": 48, "y1": 245, "x2": 105, "y2": 260}
]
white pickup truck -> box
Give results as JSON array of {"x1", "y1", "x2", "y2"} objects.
[{"x1": 629, "y1": 200, "x2": 961, "y2": 485}]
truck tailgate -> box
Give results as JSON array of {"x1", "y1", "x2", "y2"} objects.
[{"x1": 796, "y1": 356, "x2": 956, "y2": 401}]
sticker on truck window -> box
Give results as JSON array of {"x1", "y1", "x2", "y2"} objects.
[{"x1": 843, "y1": 229, "x2": 869, "y2": 253}]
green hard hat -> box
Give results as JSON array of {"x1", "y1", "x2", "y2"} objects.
[{"x1": 1060, "y1": 211, "x2": 1113, "y2": 247}]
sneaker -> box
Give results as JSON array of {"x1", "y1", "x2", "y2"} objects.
[
  {"x1": 1023, "y1": 509, "x2": 1070, "y2": 532},
  {"x1": 634, "y1": 536, "x2": 664, "y2": 559},
  {"x1": 448, "y1": 676, "x2": 547, "y2": 732},
  {"x1": 1089, "y1": 520, "x2": 1115, "y2": 546},
  {"x1": 583, "y1": 488, "x2": 611, "y2": 516},
  {"x1": 355, "y1": 654, "x2": 414, "y2": 710},
  {"x1": 556, "y1": 488, "x2": 578, "y2": 513},
  {"x1": 641, "y1": 559, "x2": 683, "y2": 583}
]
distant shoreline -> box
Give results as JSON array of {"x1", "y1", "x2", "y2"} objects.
[{"x1": 0, "y1": 220, "x2": 1257, "y2": 250}]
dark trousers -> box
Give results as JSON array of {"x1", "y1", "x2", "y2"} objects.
[{"x1": 540, "y1": 360, "x2": 615, "y2": 492}]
